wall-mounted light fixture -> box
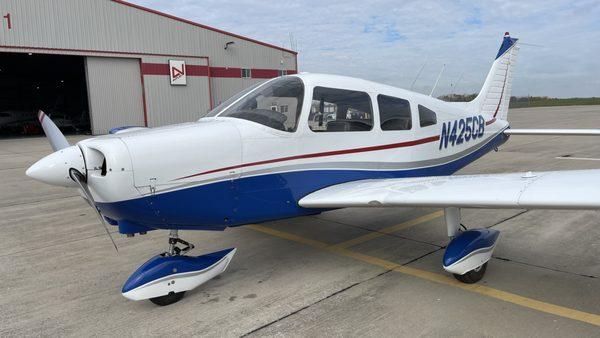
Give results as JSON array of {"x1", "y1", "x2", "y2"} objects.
[{"x1": 224, "y1": 41, "x2": 235, "y2": 50}]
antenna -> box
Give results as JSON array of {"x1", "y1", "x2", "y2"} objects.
[
  {"x1": 410, "y1": 59, "x2": 427, "y2": 91},
  {"x1": 518, "y1": 42, "x2": 544, "y2": 47},
  {"x1": 288, "y1": 32, "x2": 297, "y2": 51},
  {"x1": 429, "y1": 63, "x2": 446, "y2": 97},
  {"x1": 450, "y1": 72, "x2": 463, "y2": 96}
]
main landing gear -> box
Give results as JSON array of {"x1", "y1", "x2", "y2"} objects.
[
  {"x1": 442, "y1": 208, "x2": 500, "y2": 284},
  {"x1": 121, "y1": 230, "x2": 236, "y2": 306}
]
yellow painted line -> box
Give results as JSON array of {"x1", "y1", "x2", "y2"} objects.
[
  {"x1": 248, "y1": 224, "x2": 328, "y2": 250},
  {"x1": 330, "y1": 210, "x2": 444, "y2": 249},
  {"x1": 247, "y1": 223, "x2": 600, "y2": 327}
]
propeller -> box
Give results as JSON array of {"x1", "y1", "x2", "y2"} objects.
[
  {"x1": 69, "y1": 168, "x2": 119, "y2": 252},
  {"x1": 37, "y1": 110, "x2": 70, "y2": 151},
  {"x1": 31, "y1": 110, "x2": 118, "y2": 252}
]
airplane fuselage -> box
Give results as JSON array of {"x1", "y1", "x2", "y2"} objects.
[{"x1": 77, "y1": 74, "x2": 509, "y2": 234}]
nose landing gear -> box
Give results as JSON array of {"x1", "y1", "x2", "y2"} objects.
[
  {"x1": 121, "y1": 230, "x2": 236, "y2": 306},
  {"x1": 442, "y1": 208, "x2": 500, "y2": 284}
]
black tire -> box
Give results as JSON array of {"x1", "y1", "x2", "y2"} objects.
[
  {"x1": 453, "y1": 262, "x2": 487, "y2": 284},
  {"x1": 149, "y1": 291, "x2": 185, "y2": 306}
]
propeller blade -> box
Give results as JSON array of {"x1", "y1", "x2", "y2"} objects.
[
  {"x1": 38, "y1": 110, "x2": 70, "y2": 151},
  {"x1": 69, "y1": 168, "x2": 119, "y2": 253}
]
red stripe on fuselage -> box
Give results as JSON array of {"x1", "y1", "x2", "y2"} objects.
[{"x1": 175, "y1": 135, "x2": 441, "y2": 180}]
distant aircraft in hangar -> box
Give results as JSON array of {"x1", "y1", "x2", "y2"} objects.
[{"x1": 27, "y1": 33, "x2": 600, "y2": 305}]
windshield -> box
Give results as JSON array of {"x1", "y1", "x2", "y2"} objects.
[
  {"x1": 204, "y1": 82, "x2": 265, "y2": 118},
  {"x1": 217, "y1": 77, "x2": 304, "y2": 132}
]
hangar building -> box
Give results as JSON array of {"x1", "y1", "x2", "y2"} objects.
[{"x1": 0, "y1": 0, "x2": 298, "y2": 135}]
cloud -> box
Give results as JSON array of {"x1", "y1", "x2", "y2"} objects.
[
  {"x1": 130, "y1": 0, "x2": 600, "y2": 97},
  {"x1": 363, "y1": 16, "x2": 406, "y2": 43}
]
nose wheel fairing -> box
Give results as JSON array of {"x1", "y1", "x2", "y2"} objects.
[
  {"x1": 122, "y1": 247, "x2": 236, "y2": 303},
  {"x1": 442, "y1": 208, "x2": 500, "y2": 283},
  {"x1": 443, "y1": 229, "x2": 500, "y2": 275}
]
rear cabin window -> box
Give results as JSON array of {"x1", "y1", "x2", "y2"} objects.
[
  {"x1": 309, "y1": 87, "x2": 373, "y2": 132},
  {"x1": 377, "y1": 95, "x2": 412, "y2": 130},
  {"x1": 418, "y1": 104, "x2": 437, "y2": 127}
]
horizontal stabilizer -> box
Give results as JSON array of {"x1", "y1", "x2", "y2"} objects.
[
  {"x1": 299, "y1": 170, "x2": 600, "y2": 210},
  {"x1": 505, "y1": 129, "x2": 600, "y2": 136}
]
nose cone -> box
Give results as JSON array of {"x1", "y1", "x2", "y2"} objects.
[{"x1": 26, "y1": 145, "x2": 86, "y2": 187}]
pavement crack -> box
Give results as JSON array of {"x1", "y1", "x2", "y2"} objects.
[
  {"x1": 241, "y1": 269, "x2": 394, "y2": 337},
  {"x1": 485, "y1": 210, "x2": 529, "y2": 229},
  {"x1": 0, "y1": 166, "x2": 30, "y2": 171},
  {"x1": 470, "y1": 210, "x2": 597, "y2": 278},
  {"x1": 402, "y1": 247, "x2": 445, "y2": 266},
  {"x1": 492, "y1": 255, "x2": 598, "y2": 279},
  {"x1": 0, "y1": 228, "x2": 121, "y2": 258},
  {"x1": 0, "y1": 195, "x2": 81, "y2": 209}
]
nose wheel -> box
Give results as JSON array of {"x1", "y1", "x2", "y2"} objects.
[
  {"x1": 453, "y1": 262, "x2": 488, "y2": 284},
  {"x1": 150, "y1": 291, "x2": 186, "y2": 306}
]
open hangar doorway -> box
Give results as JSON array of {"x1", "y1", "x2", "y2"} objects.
[{"x1": 0, "y1": 52, "x2": 90, "y2": 138}]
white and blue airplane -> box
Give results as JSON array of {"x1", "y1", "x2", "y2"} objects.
[{"x1": 26, "y1": 33, "x2": 600, "y2": 306}]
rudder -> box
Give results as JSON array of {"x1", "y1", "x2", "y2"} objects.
[{"x1": 470, "y1": 33, "x2": 519, "y2": 122}]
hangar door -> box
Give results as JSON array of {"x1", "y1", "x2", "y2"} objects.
[
  {"x1": 85, "y1": 57, "x2": 145, "y2": 135},
  {"x1": 0, "y1": 52, "x2": 89, "y2": 137}
]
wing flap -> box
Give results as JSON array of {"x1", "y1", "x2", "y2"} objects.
[{"x1": 299, "y1": 170, "x2": 600, "y2": 210}]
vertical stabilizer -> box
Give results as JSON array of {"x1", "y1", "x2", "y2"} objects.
[{"x1": 470, "y1": 33, "x2": 519, "y2": 121}]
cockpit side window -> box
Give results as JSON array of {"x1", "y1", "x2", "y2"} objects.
[
  {"x1": 308, "y1": 87, "x2": 373, "y2": 132},
  {"x1": 418, "y1": 104, "x2": 437, "y2": 127},
  {"x1": 215, "y1": 77, "x2": 304, "y2": 132},
  {"x1": 377, "y1": 94, "x2": 412, "y2": 131}
]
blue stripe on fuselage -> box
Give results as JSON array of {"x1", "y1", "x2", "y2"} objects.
[{"x1": 97, "y1": 131, "x2": 509, "y2": 232}]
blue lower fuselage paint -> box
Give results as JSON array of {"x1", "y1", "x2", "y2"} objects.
[{"x1": 97, "y1": 131, "x2": 509, "y2": 233}]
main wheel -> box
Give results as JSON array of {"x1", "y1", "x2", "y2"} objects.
[
  {"x1": 149, "y1": 291, "x2": 185, "y2": 306},
  {"x1": 453, "y1": 262, "x2": 487, "y2": 284}
]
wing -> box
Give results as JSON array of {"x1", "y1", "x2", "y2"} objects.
[{"x1": 299, "y1": 169, "x2": 600, "y2": 210}]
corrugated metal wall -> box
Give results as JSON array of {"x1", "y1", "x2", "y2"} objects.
[
  {"x1": 85, "y1": 57, "x2": 145, "y2": 134},
  {"x1": 0, "y1": 0, "x2": 296, "y2": 70},
  {"x1": 0, "y1": 0, "x2": 298, "y2": 133},
  {"x1": 143, "y1": 57, "x2": 211, "y2": 126}
]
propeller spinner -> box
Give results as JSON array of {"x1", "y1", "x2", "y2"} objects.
[{"x1": 27, "y1": 110, "x2": 118, "y2": 252}]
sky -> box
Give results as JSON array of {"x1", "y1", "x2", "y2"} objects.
[{"x1": 130, "y1": 0, "x2": 600, "y2": 98}]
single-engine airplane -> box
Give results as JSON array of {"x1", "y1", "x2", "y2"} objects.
[{"x1": 26, "y1": 33, "x2": 600, "y2": 306}]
